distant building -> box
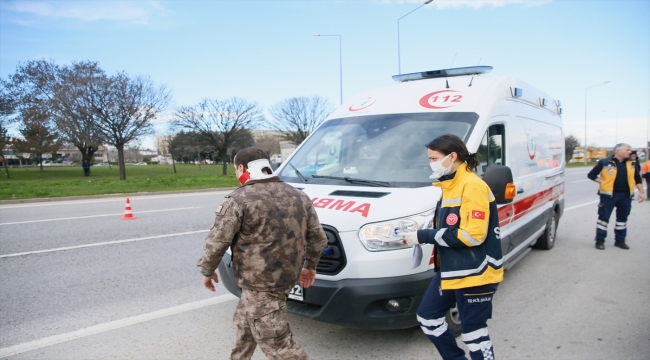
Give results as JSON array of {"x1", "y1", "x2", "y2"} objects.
[
  {"x1": 55, "y1": 145, "x2": 109, "y2": 163},
  {"x1": 250, "y1": 129, "x2": 283, "y2": 142},
  {"x1": 155, "y1": 135, "x2": 173, "y2": 156}
]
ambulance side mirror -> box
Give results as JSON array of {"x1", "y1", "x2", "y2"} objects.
[{"x1": 482, "y1": 165, "x2": 515, "y2": 204}]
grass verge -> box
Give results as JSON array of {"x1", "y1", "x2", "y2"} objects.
[{"x1": 0, "y1": 164, "x2": 238, "y2": 200}]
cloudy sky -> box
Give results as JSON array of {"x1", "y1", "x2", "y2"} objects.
[{"x1": 1, "y1": 0, "x2": 648, "y2": 149}]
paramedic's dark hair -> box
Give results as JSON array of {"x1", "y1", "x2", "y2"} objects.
[
  {"x1": 426, "y1": 134, "x2": 480, "y2": 173},
  {"x1": 234, "y1": 147, "x2": 272, "y2": 173}
]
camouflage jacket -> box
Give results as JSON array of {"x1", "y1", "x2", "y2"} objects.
[{"x1": 197, "y1": 177, "x2": 328, "y2": 292}]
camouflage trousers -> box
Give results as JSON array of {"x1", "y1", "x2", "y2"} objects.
[{"x1": 231, "y1": 289, "x2": 308, "y2": 360}]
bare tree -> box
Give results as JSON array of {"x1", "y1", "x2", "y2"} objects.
[
  {"x1": 268, "y1": 96, "x2": 333, "y2": 146},
  {"x1": 7, "y1": 60, "x2": 106, "y2": 175},
  {"x1": 52, "y1": 61, "x2": 106, "y2": 165},
  {"x1": 173, "y1": 97, "x2": 263, "y2": 175},
  {"x1": 94, "y1": 73, "x2": 170, "y2": 180},
  {"x1": 564, "y1": 134, "x2": 580, "y2": 161},
  {"x1": 12, "y1": 110, "x2": 62, "y2": 171},
  {"x1": 0, "y1": 80, "x2": 16, "y2": 178}
]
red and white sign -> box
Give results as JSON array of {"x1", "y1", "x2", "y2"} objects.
[
  {"x1": 311, "y1": 197, "x2": 371, "y2": 218},
  {"x1": 419, "y1": 90, "x2": 463, "y2": 109},
  {"x1": 349, "y1": 97, "x2": 376, "y2": 112},
  {"x1": 446, "y1": 213, "x2": 459, "y2": 226},
  {"x1": 472, "y1": 210, "x2": 485, "y2": 220},
  {"x1": 527, "y1": 134, "x2": 536, "y2": 160}
]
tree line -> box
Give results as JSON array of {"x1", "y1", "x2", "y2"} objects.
[{"x1": 0, "y1": 59, "x2": 333, "y2": 179}]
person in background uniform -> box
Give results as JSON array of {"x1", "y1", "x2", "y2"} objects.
[
  {"x1": 629, "y1": 151, "x2": 641, "y2": 173},
  {"x1": 82, "y1": 160, "x2": 90, "y2": 176},
  {"x1": 629, "y1": 151, "x2": 641, "y2": 200},
  {"x1": 587, "y1": 143, "x2": 645, "y2": 250},
  {"x1": 401, "y1": 134, "x2": 503, "y2": 360},
  {"x1": 642, "y1": 159, "x2": 650, "y2": 200},
  {"x1": 197, "y1": 147, "x2": 327, "y2": 360}
]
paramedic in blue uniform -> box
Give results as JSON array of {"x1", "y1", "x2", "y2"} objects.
[
  {"x1": 587, "y1": 143, "x2": 644, "y2": 250},
  {"x1": 401, "y1": 134, "x2": 503, "y2": 360}
]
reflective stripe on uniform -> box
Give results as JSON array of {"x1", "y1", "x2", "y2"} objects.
[
  {"x1": 440, "y1": 197, "x2": 462, "y2": 207},
  {"x1": 441, "y1": 256, "x2": 503, "y2": 278},
  {"x1": 461, "y1": 327, "x2": 489, "y2": 342},
  {"x1": 466, "y1": 340, "x2": 493, "y2": 352},
  {"x1": 421, "y1": 323, "x2": 448, "y2": 337},
  {"x1": 417, "y1": 315, "x2": 449, "y2": 337},
  {"x1": 615, "y1": 222, "x2": 626, "y2": 230},
  {"x1": 435, "y1": 228, "x2": 449, "y2": 247},
  {"x1": 417, "y1": 314, "x2": 445, "y2": 327},
  {"x1": 460, "y1": 229, "x2": 485, "y2": 246}
]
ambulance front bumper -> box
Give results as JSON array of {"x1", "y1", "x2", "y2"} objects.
[{"x1": 217, "y1": 253, "x2": 435, "y2": 330}]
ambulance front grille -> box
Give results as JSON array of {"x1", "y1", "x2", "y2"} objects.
[{"x1": 317, "y1": 225, "x2": 346, "y2": 275}]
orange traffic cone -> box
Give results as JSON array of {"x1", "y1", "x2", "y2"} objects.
[{"x1": 121, "y1": 198, "x2": 136, "y2": 220}]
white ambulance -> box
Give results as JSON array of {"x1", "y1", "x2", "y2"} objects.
[{"x1": 219, "y1": 66, "x2": 565, "y2": 333}]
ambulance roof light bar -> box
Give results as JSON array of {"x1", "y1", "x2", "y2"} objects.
[{"x1": 392, "y1": 66, "x2": 493, "y2": 82}]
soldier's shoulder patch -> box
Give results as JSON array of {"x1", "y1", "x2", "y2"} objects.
[
  {"x1": 216, "y1": 203, "x2": 231, "y2": 216},
  {"x1": 215, "y1": 196, "x2": 232, "y2": 215}
]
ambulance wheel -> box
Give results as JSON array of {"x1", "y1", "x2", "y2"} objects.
[
  {"x1": 445, "y1": 303, "x2": 462, "y2": 337},
  {"x1": 534, "y1": 211, "x2": 557, "y2": 250}
]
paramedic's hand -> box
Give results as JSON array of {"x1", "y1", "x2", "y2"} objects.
[
  {"x1": 202, "y1": 273, "x2": 219, "y2": 292},
  {"x1": 400, "y1": 232, "x2": 420, "y2": 246},
  {"x1": 638, "y1": 192, "x2": 646, "y2": 203},
  {"x1": 299, "y1": 268, "x2": 316, "y2": 289}
]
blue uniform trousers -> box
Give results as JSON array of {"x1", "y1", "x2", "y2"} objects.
[
  {"x1": 417, "y1": 271, "x2": 498, "y2": 360},
  {"x1": 596, "y1": 192, "x2": 632, "y2": 243}
]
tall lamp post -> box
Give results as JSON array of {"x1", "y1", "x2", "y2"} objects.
[
  {"x1": 313, "y1": 33, "x2": 343, "y2": 104},
  {"x1": 584, "y1": 81, "x2": 610, "y2": 164},
  {"x1": 602, "y1": 111, "x2": 618, "y2": 145},
  {"x1": 398, "y1": 0, "x2": 433, "y2": 74}
]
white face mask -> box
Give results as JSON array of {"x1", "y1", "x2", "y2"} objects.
[{"x1": 429, "y1": 154, "x2": 452, "y2": 178}]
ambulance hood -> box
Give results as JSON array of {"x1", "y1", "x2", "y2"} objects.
[{"x1": 293, "y1": 183, "x2": 442, "y2": 232}]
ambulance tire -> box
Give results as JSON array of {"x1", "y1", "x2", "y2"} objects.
[
  {"x1": 533, "y1": 211, "x2": 557, "y2": 250},
  {"x1": 445, "y1": 303, "x2": 462, "y2": 337}
]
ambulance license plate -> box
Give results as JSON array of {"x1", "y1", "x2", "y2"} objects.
[{"x1": 288, "y1": 284, "x2": 304, "y2": 302}]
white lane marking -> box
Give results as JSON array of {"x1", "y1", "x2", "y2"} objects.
[
  {"x1": 0, "y1": 293, "x2": 238, "y2": 358},
  {"x1": 564, "y1": 200, "x2": 600, "y2": 212},
  {"x1": 0, "y1": 207, "x2": 201, "y2": 226},
  {"x1": 571, "y1": 179, "x2": 592, "y2": 183},
  {"x1": 0, "y1": 230, "x2": 209, "y2": 258},
  {"x1": 0, "y1": 190, "x2": 232, "y2": 209}
]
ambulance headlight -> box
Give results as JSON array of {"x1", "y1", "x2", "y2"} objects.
[{"x1": 358, "y1": 210, "x2": 434, "y2": 251}]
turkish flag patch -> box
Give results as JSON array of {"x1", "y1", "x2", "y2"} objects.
[{"x1": 472, "y1": 210, "x2": 485, "y2": 220}]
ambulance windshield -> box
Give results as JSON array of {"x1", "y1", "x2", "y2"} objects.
[{"x1": 277, "y1": 112, "x2": 479, "y2": 188}]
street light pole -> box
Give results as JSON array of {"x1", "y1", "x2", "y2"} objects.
[
  {"x1": 313, "y1": 33, "x2": 343, "y2": 104},
  {"x1": 398, "y1": 0, "x2": 433, "y2": 74},
  {"x1": 584, "y1": 81, "x2": 610, "y2": 164},
  {"x1": 602, "y1": 111, "x2": 618, "y2": 145}
]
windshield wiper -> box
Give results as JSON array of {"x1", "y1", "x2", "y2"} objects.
[
  {"x1": 287, "y1": 163, "x2": 308, "y2": 183},
  {"x1": 311, "y1": 175, "x2": 390, "y2": 187}
]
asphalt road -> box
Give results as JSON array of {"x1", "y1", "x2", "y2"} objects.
[{"x1": 0, "y1": 167, "x2": 648, "y2": 360}]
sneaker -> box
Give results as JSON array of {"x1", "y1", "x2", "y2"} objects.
[
  {"x1": 614, "y1": 242, "x2": 630, "y2": 250},
  {"x1": 595, "y1": 242, "x2": 605, "y2": 250}
]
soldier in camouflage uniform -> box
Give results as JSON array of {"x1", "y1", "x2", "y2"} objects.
[{"x1": 197, "y1": 147, "x2": 328, "y2": 360}]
